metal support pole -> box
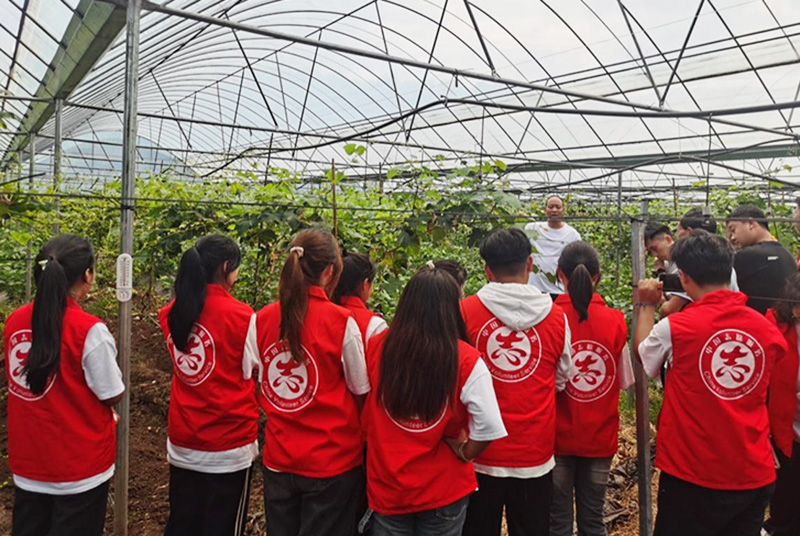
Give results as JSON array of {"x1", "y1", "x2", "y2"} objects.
[
  {"x1": 53, "y1": 98, "x2": 63, "y2": 232},
  {"x1": 331, "y1": 159, "x2": 338, "y2": 237},
  {"x1": 615, "y1": 171, "x2": 622, "y2": 287},
  {"x1": 115, "y1": 1, "x2": 140, "y2": 534},
  {"x1": 25, "y1": 135, "x2": 35, "y2": 302},
  {"x1": 631, "y1": 200, "x2": 653, "y2": 536}
]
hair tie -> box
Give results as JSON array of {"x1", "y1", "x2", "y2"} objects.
[
  {"x1": 290, "y1": 246, "x2": 304, "y2": 258},
  {"x1": 426, "y1": 260, "x2": 436, "y2": 270},
  {"x1": 38, "y1": 259, "x2": 49, "y2": 271}
]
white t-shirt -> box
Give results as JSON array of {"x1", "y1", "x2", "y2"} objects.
[
  {"x1": 366, "y1": 316, "x2": 389, "y2": 341},
  {"x1": 341, "y1": 317, "x2": 371, "y2": 396},
  {"x1": 665, "y1": 262, "x2": 739, "y2": 302},
  {"x1": 14, "y1": 323, "x2": 124, "y2": 495},
  {"x1": 461, "y1": 359, "x2": 508, "y2": 442},
  {"x1": 525, "y1": 222, "x2": 581, "y2": 295},
  {"x1": 637, "y1": 318, "x2": 674, "y2": 379}
]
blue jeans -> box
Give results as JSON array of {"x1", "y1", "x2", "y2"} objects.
[
  {"x1": 550, "y1": 455, "x2": 612, "y2": 536},
  {"x1": 372, "y1": 496, "x2": 469, "y2": 536}
]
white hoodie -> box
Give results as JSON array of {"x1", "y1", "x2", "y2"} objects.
[
  {"x1": 473, "y1": 282, "x2": 574, "y2": 479},
  {"x1": 476, "y1": 282, "x2": 573, "y2": 392}
]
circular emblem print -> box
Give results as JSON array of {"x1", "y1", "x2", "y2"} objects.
[
  {"x1": 261, "y1": 343, "x2": 318, "y2": 412},
  {"x1": 566, "y1": 340, "x2": 615, "y2": 402},
  {"x1": 385, "y1": 402, "x2": 448, "y2": 433},
  {"x1": 7, "y1": 330, "x2": 56, "y2": 401},
  {"x1": 476, "y1": 318, "x2": 541, "y2": 382},
  {"x1": 699, "y1": 329, "x2": 765, "y2": 400},
  {"x1": 168, "y1": 324, "x2": 215, "y2": 386}
]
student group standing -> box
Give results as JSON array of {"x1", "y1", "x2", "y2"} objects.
[
  {"x1": 10, "y1": 211, "x2": 798, "y2": 536},
  {"x1": 0, "y1": 229, "x2": 646, "y2": 536}
]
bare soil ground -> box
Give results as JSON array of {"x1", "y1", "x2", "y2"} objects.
[{"x1": 0, "y1": 312, "x2": 655, "y2": 535}]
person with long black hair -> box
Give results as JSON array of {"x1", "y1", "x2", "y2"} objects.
[
  {"x1": 4, "y1": 234, "x2": 124, "y2": 536},
  {"x1": 158, "y1": 234, "x2": 259, "y2": 536},
  {"x1": 550, "y1": 241, "x2": 633, "y2": 536},
  {"x1": 362, "y1": 264, "x2": 506, "y2": 535},
  {"x1": 333, "y1": 250, "x2": 387, "y2": 349},
  {"x1": 256, "y1": 228, "x2": 369, "y2": 536}
]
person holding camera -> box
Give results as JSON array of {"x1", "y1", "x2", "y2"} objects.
[
  {"x1": 645, "y1": 210, "x2": 738, "y2": 318},
  {"x1": 634, "y1": 230, "x2": 785, "y2": 536}
]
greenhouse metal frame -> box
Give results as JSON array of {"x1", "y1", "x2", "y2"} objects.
[{"x1": 2, "y1": 1, "x2": 800, "y2": 534}]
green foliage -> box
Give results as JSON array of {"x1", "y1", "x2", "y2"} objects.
[
  {"x1": 3, "y1": 160, "x2": 797, "y2": 425},
  {"x1": 2, "y1": 164, "x2": 798, "y2": 328}
]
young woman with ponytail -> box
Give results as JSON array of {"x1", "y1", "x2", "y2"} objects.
[
  {"x1": 362, "y1": 264, "x2": 506, "y2": 535},
  {"x1": 333, "y1": 250, "x2": 387, "y2": 349},
  {"x1": 4, "y1": 235, "x2": 124, "y2": 535},
  {"x1": 256, "y1": 228, "x2": 370, "y2": 536},
  {"x1": 158, "y1": 234, "x2": 259, "y2": 536},
  {"x1": 550, "y1": 241, "x2": 634, "y2": 536}
]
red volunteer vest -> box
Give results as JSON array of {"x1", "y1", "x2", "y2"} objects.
[
  {"x1": 340, "y1": 295, "x2": 381, "y2": 347},
  {"x1": 554, "y1": 294, "x2": 628, "y2": 458},
  {"x1": 766, "y1": 309, "x2": 800, "y2": 458},
  {"x1": 363, "y1": 332, "x2": 479, "y2": 515},
  {"x1": 660, "y1": 290, "x2": 783, "y2": 489},
  {"x1": 256, "y1": 286, "x2": 363, "y2": 478},
  {"x1": 4, "y1": 300, "x2": 117, "y2": 482},
  {"x1": 461, "y1": 294, "x2": 566, "y2": 468},
  {"x1": 158, "y1": 284, "x2": 258, "y2": 452}
]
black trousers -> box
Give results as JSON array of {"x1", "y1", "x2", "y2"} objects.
[
  {"x1": 263, "y1": 464, "x2": 365, "y2": 536},
  {"x1": 164, "y1": 464, "x2": 253, "y2": 536},
  {"x1": 766, "y1": 441, "x2": 800, "y2": 536},
  {"x1": 462, "y1": 471, "x2": 553, "y2": 536},
  {"x1": 654, "y1": 472, "x2": 774, "y2": 536},
  {"x1": 12, "y1": 479, "x2": 110, "y2": 536}
]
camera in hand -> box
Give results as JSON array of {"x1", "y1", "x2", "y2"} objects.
[{"x1": 658, "y1": 272, "x2": 684, "y2": 293}]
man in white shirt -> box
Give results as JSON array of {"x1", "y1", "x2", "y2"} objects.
[{"x1": 525, "y1": 195, "x2": 581, "y2": 300}]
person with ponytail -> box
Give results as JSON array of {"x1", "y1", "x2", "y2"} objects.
[
  {"x1": 362, "y1": 264, "x2": 506, "y2": 535},
  {"x1": 256, "y1": 228, "x2": 369, "y2": 536},
  {"x1": 158, "y1": 234, "x2": 259, "y2": 536},
  {"x1": 4, "y1": 235, "x2": 124, "y2": 535},
  {"x1": 333, "y1": 250, "x2": 387, "y2": 350},
  {"x1": 460, "y1": 228, "x2": 573, "y2": 536},
  {"x1": 550, "y1": 241, "x2": 634, "y2": 536}
]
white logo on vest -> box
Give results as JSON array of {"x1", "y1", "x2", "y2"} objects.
[
  {"x1": 7, "y1": 330, "x2": 57, "y2": 401},
  {"x1": 261, "y1": 342, "x2": 318, "y2": 412},
  {"x1": 699, "y1": 329, "x2": 765, "y2": 400},
  {"x1": 566, "y1": 340, "x2": 615, "y2": 402},
  {"x1": 168, "y1": 323, "x2": 215, "y2": 386},
  {"x1": 477, "y1": 318, "x2": 541, "y2": 382},
  {"x1": 385, "y1": 402, "x2": 448, "y2": 433}
]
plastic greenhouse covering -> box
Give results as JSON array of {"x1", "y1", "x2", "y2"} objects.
[{"x1": 1, "y1": 0, "x2": 799, "y2": 200}]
